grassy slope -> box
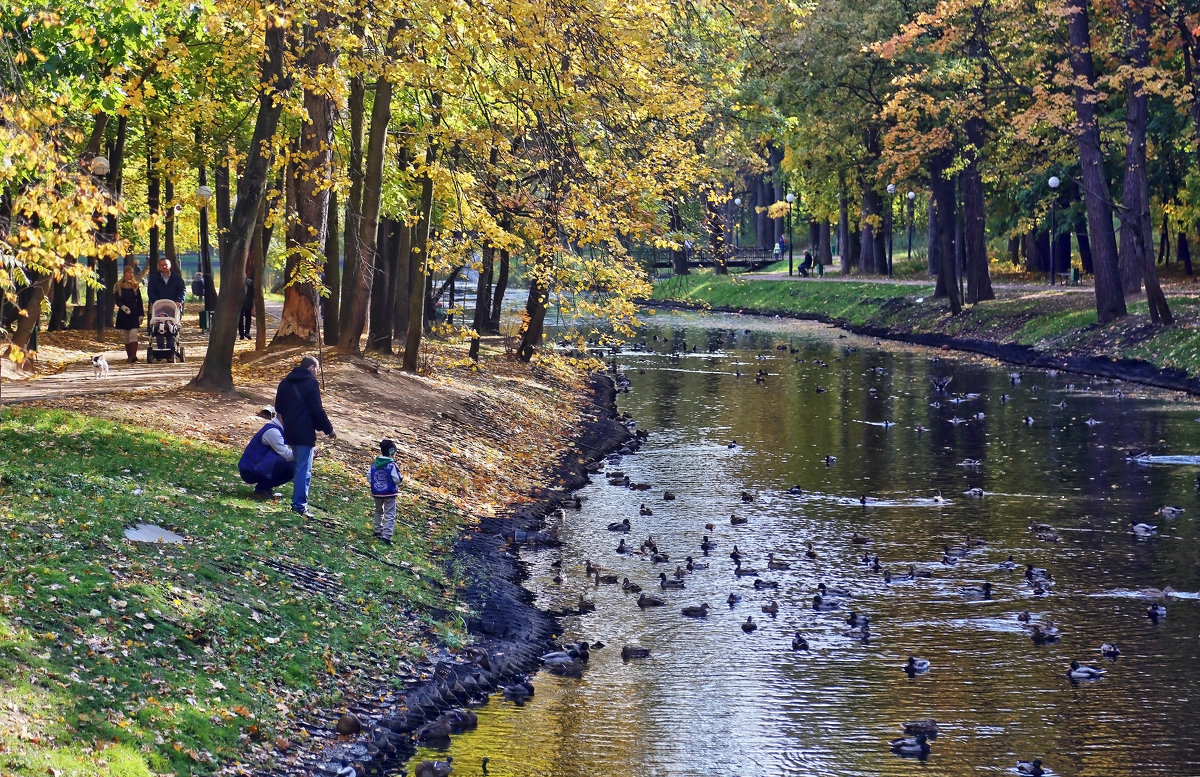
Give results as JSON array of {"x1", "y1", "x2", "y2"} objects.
[
  {"x1": 651, "y1": 273, "x2": 1200, "y2": 380},
  {"x1": 0, "y1": 350, "x2": 589, "y2": 776}
]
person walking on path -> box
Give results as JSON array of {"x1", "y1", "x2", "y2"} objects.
[
  {"x1": 368, "y1": 438, "x2": 403, "y2": 544},
  {"x1": 148, "y1": 258, "x2": 186, "y2": 313},
  {"x1": 113, "y1": 264, "x2": 145, "y2": 363},
  {"x1": 274, "y1": 356, "x2": 336, "y2": 518},
  {"x1": 239, "y1": 277, "x2": 254, "y2": 340}
]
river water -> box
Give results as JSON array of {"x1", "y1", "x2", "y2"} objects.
[{"x1": 409, "y1": 310, "x2": 1200, "y2": 777}]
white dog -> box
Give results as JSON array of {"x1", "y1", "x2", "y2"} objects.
[{"x1": 92, "y1": 354, "x2": 110, "y2": 378}]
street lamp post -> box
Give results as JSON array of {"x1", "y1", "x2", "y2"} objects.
[
  {"x1": 906, "y1": 191, "x2": 916, "y2": 262},
  {"x1": 197, "y1": 182, "x2": 215, "y2": 331},
  {"x1": 885, "y1": 184, "x2": 897, "y2": 278},
  {"x1": 733, "y1": 197, "x2": 741, "y2": 254},
  {"x1": 1048, "y1": 176, "x2": 1061, "y2": 285},
  {"x1": 786, "y1": 192, "x2": 796, "y2": 276}
]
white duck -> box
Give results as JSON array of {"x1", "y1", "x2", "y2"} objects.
[{"x1": 1129, "y1": 519, "x2": 1157, "y2": 536}]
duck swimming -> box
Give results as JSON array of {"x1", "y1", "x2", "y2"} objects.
[
  {"x1": 1067, "y1": 659, "x2": 1106, "y2": 680},
  {"x1": 741, "y1": 616, "x2": 757, "y2": 633},
  {"x1": 817, "y1": 582, "x2": 852, "y2": 598},
  {"x1": 621, "y1": 645, "x2": 651, "y2": 660},
  {"x1": 805, "y1": 542, "x2": 818, "y2": 559},
  {"x1": 1147, "y1": 604, "x2": 1167, "y2": 620},
  {"x1": 1100, "y1": 643, "x2": 1121, "y2": 658},
  {"x1": 659, "y1": 572, "x2": 685, "y2": 589},
  {"x1": 727, "y1": 593, "x2": 742, "y2": 606},
  {"x1": 1158, "y1": 505, "x2": 1184, "y2": 519},
  {"x1": 700, "y1": 535, "x2": 716, "y2": 552},
  {"x1": 903, "y1": 719, "x2": 939, "y2": 737},
  {"x1": 621, "y1": 578, "x2": 642, "y2": 593},
  {"x1": 1129, "y1": 519, "x2": 1157, "y2": 536},
  {"x1": 999, "y1": 555, "x2": 1018, "y2": 570},
  {"x1": 639, "y1": 504, "x2": 653, "y2": 516},
  {"x1": 767, "y1": 553, "x2": 791, "y2": 570},
  {"x1": 730, "y1": 513, "x2": 748, "y2": 525},
  {"x1": 791, "y1": 632, "x2": 810, "y2": 651},
  {"x1": 685, "y1": 556, "x2": 708, "y2": 571},
  {"x1": 761, "y1": 600, "x2": 779, "y2": 615},
  {"x1": 889, "y1": 732, "x2": 930, "y2": 758},
  {"x1": 607, "y1": 518, "x2": 632, "y2": 533},
  {"x1": 1016, "y1": 758, "x2": 1045, "y2": 776},
  {"x1": 733, "y1": 562, "x2": 759, "y2": 577},
  {"x1": 961, "y1": 582, "x2": 992, "y2": 600},
  {"x1": 615, "y1": 539, "x2": 629, "y2": 554},
  {"x1": 681, "y1": 603, "x2": 710, "y2": 618},
  {"x1": 637, "y1": 593, "x2": 666, "y2": 608},
  {"x1": 812, "y1": 594, "x2": 840, "y2": 611},
  {"x1": 904, "y1": 656, "x2": 930, "y2": 676},
  {"x1": 964, "y1": 486, "x2": 985, "y2": 498}
]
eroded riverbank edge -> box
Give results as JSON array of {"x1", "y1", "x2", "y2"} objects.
[
  {"x1": 297, "y1": 372, "x2": 634, "y2": 777},
  {"x1": 650, "y1": 299, "x2": 1200, "y2": 397}
]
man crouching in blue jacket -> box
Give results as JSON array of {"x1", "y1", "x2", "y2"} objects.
[{"x1": 238, "y1": 406, "x2": 295, "y2": 499}]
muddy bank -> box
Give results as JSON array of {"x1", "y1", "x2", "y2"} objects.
[
  {"x1": 295, "y1": 372, "x2": 635, "y2": 777},
  {"x1": 652, "y1": 299, "x2": 1200, "y2": 396}
]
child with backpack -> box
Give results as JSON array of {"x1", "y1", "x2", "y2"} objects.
[{"x1": 368, "y1": 439, "x2": 403, "y2": 544}]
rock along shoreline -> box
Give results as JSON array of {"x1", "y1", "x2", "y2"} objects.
[
  {"x1": 292, "y1": 371, "x2": 634, "y2": 777},
  {"x1": 651, "y1": 298, "x2": 1200, "y2": 397}
]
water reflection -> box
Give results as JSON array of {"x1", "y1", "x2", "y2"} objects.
[{"x1": 410, "y1": 311, "x2": 1200, "y2": 777}]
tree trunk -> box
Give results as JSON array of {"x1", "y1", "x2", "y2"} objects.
[
  {"x1": 963, "y1": 121, "x2": 994, "y2": 303},
  {"x1": 147, "y1": 142, "x2": 161, "y2": 271},
  {"x1": 252, "y1": 195, "x2": 269, "y2": 349},
  {"x1": 4, "y1": 274, "x2": 51, "y2": 367},
  {"x1": 838, "y1": 174, "x2": 849, "y2": 273},
  {"x1": 669, "y1": 201, "x2": 688, "y2": 275},
  {"x1": 1119, "y1": 0, "x2": 1170, "y2": 322},
  {"x1": 818, "y1": 221, "x2": 832, "y2": 267},
  {"x1": 346, "y1": 73, "x2": 394, "y2": 353},
  {"x1": 930, "y1": 156, "x2": 961, "y2": 313},
  {"x1": 1157, "y1": 214, "x2": 1169, "y2": 266},
  {"x1": 402, "y1": 105, "x2": 441, "y2": 373},
  {"x1": 96, "y1": 115, "x2": 127, "y2": 337},
  {"x1": 489, "y1": 240, "x2": 510, "y2": 333},
  {"x1": 926, "y1": 197, "x2": 938, "y2": 275},
  {"x1": 860, "y1": 187, "x2": 882, "y2": 274},
  {"x1": 517, "y1": 253, "x2": 550, "y2": 362},
  {"x1": 469, "y1": 239, "x2": 493, "y2": 361},
  {"x1": 275, "y1": 12, "x2": 337, "y2": 346},
  {"x1": 191, "y1": 17, "x2": 290, "y2": 392},
  {"x1": 704, "y1": 194, "x2": 725, "y2": 273},
  {"x1": 323, "y1": 190, "x2": 340, "y2": 343},
  {"x1": 1179, "y1": 232, "x2": 1194, "y2": 276},
  {"x1": 367, "y1": 218, "x2": 394, "y2": 353},
  {"x1": 393, "y1": 216, "x2": 413, "y2": 342},
  {"x1": 1066, "y1": 0, "x2": 1126, "y2": 323},
  {"x1": 338, "y1": 74, "x2": 365, "y2": 349},
  {"x1": 164, "y1": 177, "x2": 177, "y2": 274}
]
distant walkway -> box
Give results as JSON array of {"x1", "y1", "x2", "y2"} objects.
[{"x1": 1, "y1": 302, "x2": 283, "y2": 405}]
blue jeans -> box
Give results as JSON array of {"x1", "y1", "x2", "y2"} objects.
[{"x1": 291, "y1": 445, "x2": 314, "y2": 513}]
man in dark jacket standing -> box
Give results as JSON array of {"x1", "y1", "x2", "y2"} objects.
[
  {"x1": 274, "y1": 356, "x2": 337, "y2": 517},
  {"x1": 147, "y1": 258, "x2": 186, "y2": 313}
]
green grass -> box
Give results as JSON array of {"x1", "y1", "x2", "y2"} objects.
[
  {"x1": 652, "y1": 273, "x2": 1200, "y2": 381},
  {"x1": 651, "y1": 274, "x2": 933, "y2": 327},
  {"x1": 0, "y1": 408, "x2": 466, "y2": 776}
]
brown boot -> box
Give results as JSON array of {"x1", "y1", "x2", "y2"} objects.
[{"x1": 126, "y1": 341, "x2": 138, "y2": 363}]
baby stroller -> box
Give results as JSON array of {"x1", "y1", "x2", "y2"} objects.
[{"x1": 147, "y1": 299, "x2": 185, "y2": 363}]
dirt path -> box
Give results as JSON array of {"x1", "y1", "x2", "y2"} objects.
[{"x1": 1, "y1": 303, "x2": 283, "y2": 405}]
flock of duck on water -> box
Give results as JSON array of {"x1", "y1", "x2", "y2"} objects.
[{"x1": 526, "y1": 343, "x2": 1188, "y2": 777}]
